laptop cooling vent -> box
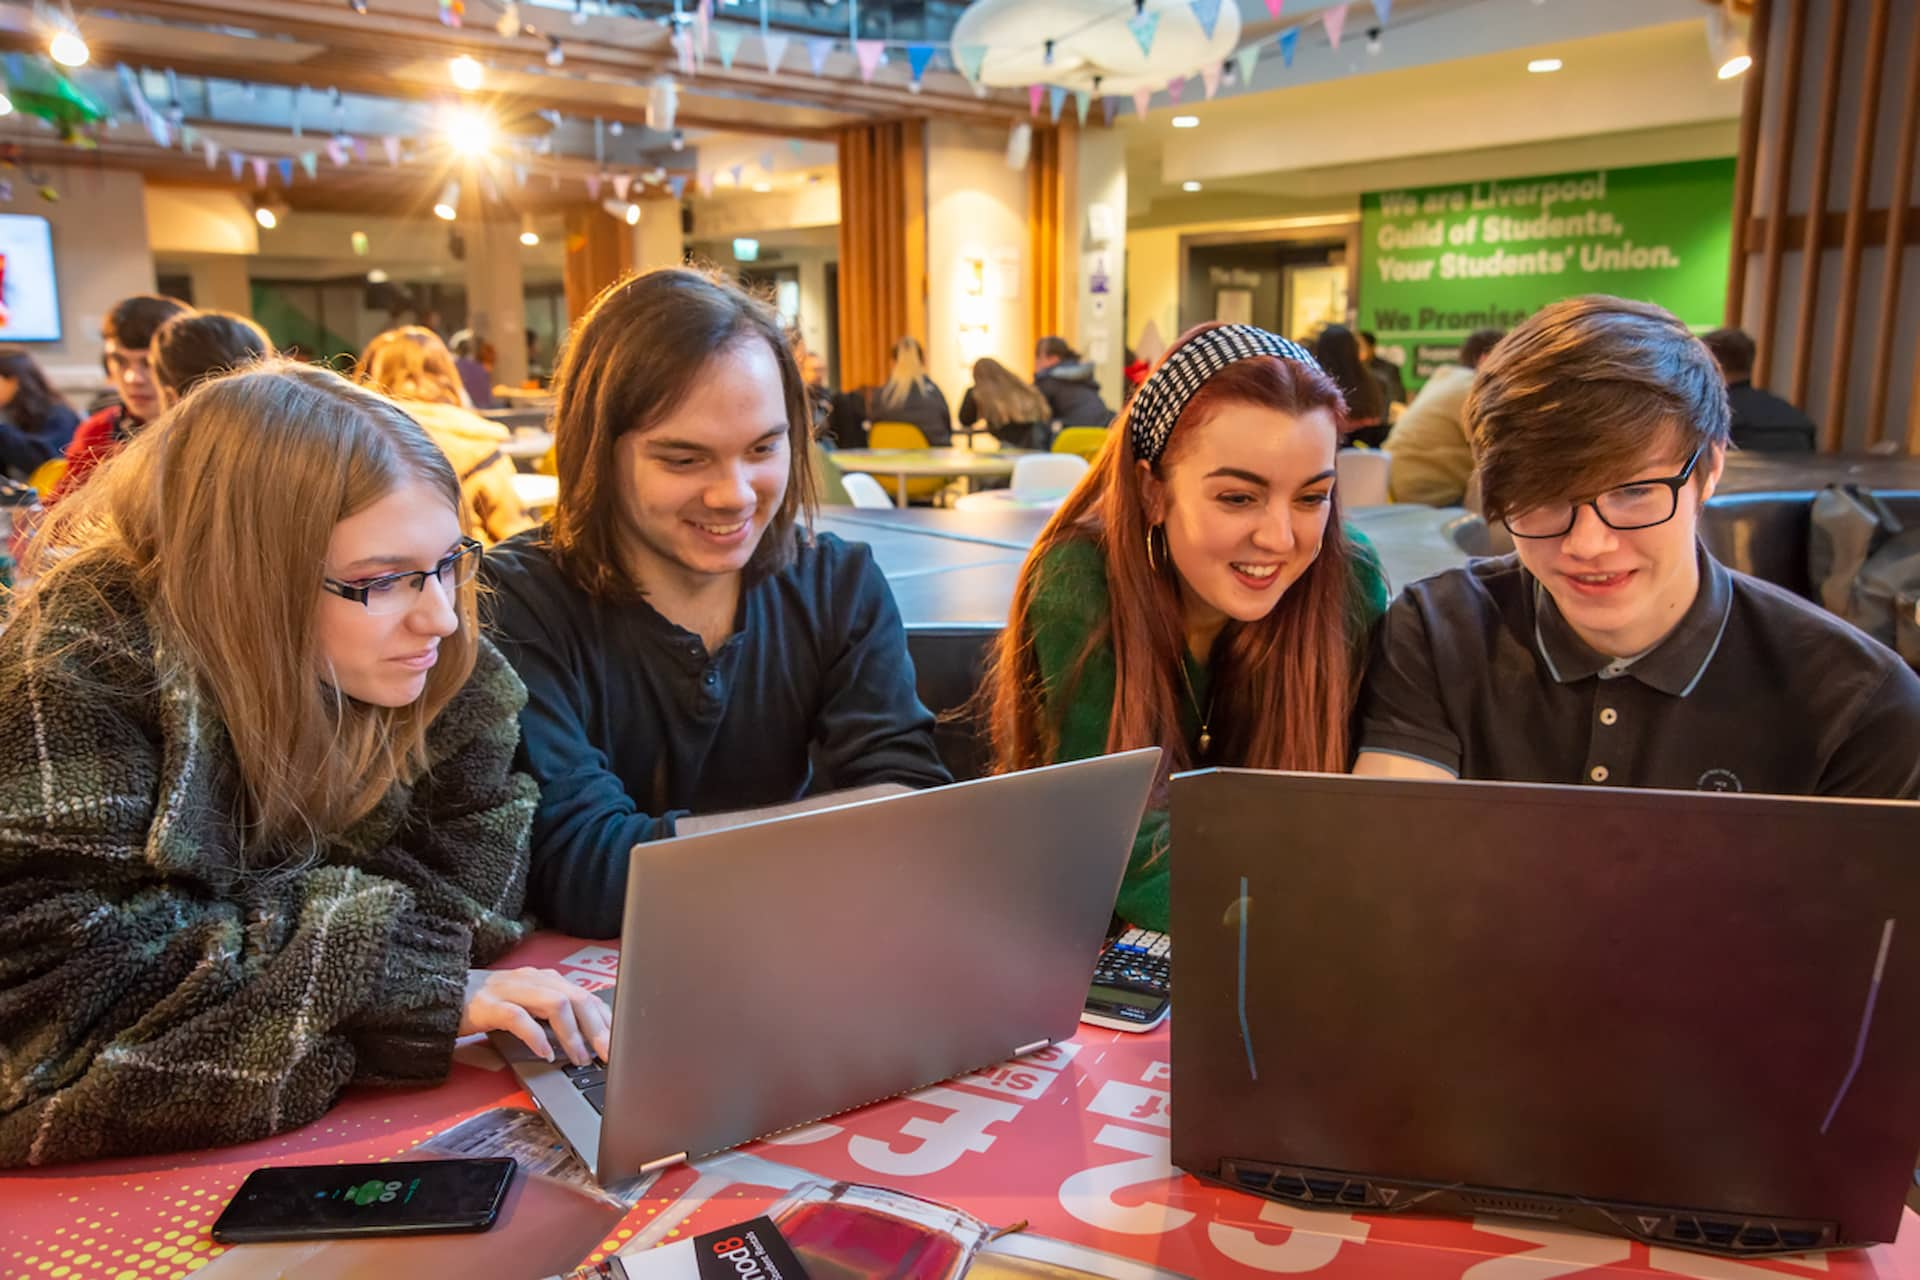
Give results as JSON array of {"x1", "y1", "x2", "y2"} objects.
[
  {"x1": 1657, "y1": 1217, "x2": 1829, "y2": 1253},
  {"x1": 1463, "y1": 1194, "x2": 1560, "y2": 1221}
]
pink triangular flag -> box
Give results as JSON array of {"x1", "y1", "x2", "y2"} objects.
[
  {"x1": 698, "y1": 171, "x2": 715, "y2": 196},
  {"x1": 326, "y1": 138, "x2": 347, "y2": 166},
  {"x1": 854, "y1": 39, "x2": 885, "y2": 83},
  {"x1": 1132, "y1": 86, "x2": 1153, "y2": 118},
  {"x1": 1322, "y1": 1, "x2": 1348, "y2": 49},
  {"x1": 612, "y1": 173, "x2": 632, "y2": 199},
  {"x1": 586, "y1": 174, "x2": 602, "y2": 199},
  {"x1": 1166, "y1": 76, "x2": 1185, "y2": 104},
  {"x1": 202, "y1": 139, "x2": 218, "y2": 168},
  {"x1": 382, "y1": 135, "x2": 401, "y2": 166},
  {"x1": 251, "y1": 157, "x2": 268, "y2": 186},
  {"x1": 1200, "y1": 63, "x2": 1221, "y2": 99},
  {"x1": 762, "y1": 33, "x2": 789, "y2": 73},
  {"x1": 1028, "y1": 84, "x2": 1044, "y2": 117},
  {"x1": 1264, "y1": 0, "x2": 1283, "y2": 16}
]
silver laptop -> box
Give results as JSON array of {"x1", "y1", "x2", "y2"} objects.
[{"x1": 497, "y1": 749, "x2": 1159, "y2": 1185}]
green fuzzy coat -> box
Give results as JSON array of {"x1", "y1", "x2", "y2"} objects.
[{"x1": 0, "y1": 573, "x2": 537, "y2": 1167}]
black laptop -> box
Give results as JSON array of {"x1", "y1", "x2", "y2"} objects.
[{"x1": 1169, "y1": 770, "x2": 1920, "y2": 1255}]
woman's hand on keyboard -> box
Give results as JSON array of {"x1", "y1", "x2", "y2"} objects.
[{"x1": 459, "y1": 967, "x2": 612, "y2": 1066}]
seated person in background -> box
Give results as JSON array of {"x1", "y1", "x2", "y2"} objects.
[
  {"x1": 358, "y1": 326, "x2": 537, "y2": 544},
  {"x1": 985, "y1": 323, "x2": 1388, "y2": 932},
  {"x1": 864, "y1": 335, "x2": 952, "y2": 445},
  {"x1": 1313, "y1": 324, "x2": 1389, "y2": 448},
  {"x1": 150, "y1": 309, "x2": 272, "y2": 412},
  {"x1": 1382, "y1": 327, "x2": 1505, "y2": 506},
  {"x1": 48, "y1": 294, "x2": 190, "y2": 504},
  {"x1": 0, "y1": 346, "x2": 80, "y2": 480},
  {"x1": 482, "y1": 268, "x2": 952, "y2": 939},
  {"x1": 0, "y1": 363, "x2": 602, "y2": 1167},
  {"x1": 1700, "y1": 326, "x2": 1816, "y2": 453},
  {"x1": 1034, "y1": 336, "x2": 1113, "y2": 428},
  {"x1": 1356, "y1": 329, "x2": 1407, "y2": 412},
  {"x1": 958, "y1": 355, "x2": 1053, "y2": 451},
  {"x1": 1355, "y1": 295, "x2": 1920, "y2": 797},
  {"x1": 448, "y1": 329, "x2": 499, "y2": 410}
]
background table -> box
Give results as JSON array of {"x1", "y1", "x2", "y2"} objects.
[
  {"x1": 831, "y1": 448, "x2": 1040, "y2": 507},
  {"x1": 7, "y1": 932, "x2": 1916, "y2": 1280}
]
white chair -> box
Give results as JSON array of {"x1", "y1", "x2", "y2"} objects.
[
  {"x1": 1335, "y1": 447, "x2": 1392, "y2": 507},
  {"x1": 1010, "y1": 452, "x2": 1089, "y2": 500},
  {"x1": 840, "y1": 472, "x2": 895, "y2": 509}
]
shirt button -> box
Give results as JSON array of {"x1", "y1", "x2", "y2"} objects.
[
  {"x1": 1590, "y1": 765, "x2": 1610, "y2": 783},
  {"x1": 703, "y1": 670, "x2": 718, "y2": 686},
  {"x1": 1599, "y1": 708, "x2": 1618, "y2": 726}
]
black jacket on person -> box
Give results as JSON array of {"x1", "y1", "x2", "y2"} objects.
[
  {"x1": 0, "y1": 402, "x2": 79, "y2": 479},
  {"x1": 1727, "y1": 380, "x2": 1817, "y2": 453},
  {"x1": 864, "y1": 380, "x2": 953, "y2": 445},
  {"x1": 482, "y1": 529, "x2": 952, "y2": 938},
  {"x1": 1368, "y1": 355, "x2": 1407, "y2": 409},
  {"x1": 957, "y1": 385, "x2": 1049, "y2": 452},
  {"x1": 1035, "y1": 362, "x2": 1112, "y2": 428}
]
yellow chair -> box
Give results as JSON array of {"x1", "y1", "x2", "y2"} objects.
[
  {"x1": 1052, "y1": 427, "x2": 1109, "y2": 462},
  {"x1": 535, "y1": 446, "x2": 558, "y2": 477},
  {"x1": 27, "y1": 458, "x2": 65, "y2": 498},
  {"x1": 866, "y1": 421, "x2": 946, "y2": 502}
]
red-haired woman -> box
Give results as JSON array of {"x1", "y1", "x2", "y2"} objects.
[{"x1": 984, "y1": 324, "x2": 1388, "y2": 931}]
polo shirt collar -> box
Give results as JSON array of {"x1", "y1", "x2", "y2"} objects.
[{"x1": 1530, "y1": 543, "x2": 1733, "y2": 697}]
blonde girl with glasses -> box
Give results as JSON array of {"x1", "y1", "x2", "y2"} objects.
[{"x1": 0, "y1": 362, "x2": 606, "y2": 1168}]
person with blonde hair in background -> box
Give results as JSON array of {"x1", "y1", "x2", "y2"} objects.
[
  {"x1": 357, "y1": 326, "x2": 535, "y2": 543},
  {"x1": 0, "y1": 362, "x2": 604, "y2": 1167},
  {"x1": 865, "y1": 335, "x2": 953, "y2": 445},
  {"x1": 958, "y1": 356, "x2": 1052, "y2": 451},
  {"x1": 150, "y1": 310, "x2": 273, "y2": 412}
]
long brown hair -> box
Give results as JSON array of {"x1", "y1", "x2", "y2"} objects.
[
  {"x1": 0, "y1": 345, "x2": 72, "y2": 432},
  {"x1": 13, "y1": 360, "x2": 478, "y2": 847},
  {"x1": 986, "y1": 323, "x2": 1365, "y2": 802},
  {"x1": 547, "y1": 267, "x2": 817, "y2": 601},
  {"x1": 968, "y1": 356, "x2": 1049, "y2": 427},
  {"x1": 357, "y1": 326, "x2": 469, "y2": 407}
]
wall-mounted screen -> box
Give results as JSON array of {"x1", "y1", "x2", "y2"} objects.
[{"x1": 0, "y1": 214, "x2": 61, "y2": 342}]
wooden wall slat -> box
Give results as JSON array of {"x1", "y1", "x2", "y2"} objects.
[
  {"x1": 1877, "y1": 8, "x2": 1920, "y2": 446},
  {"x1": 1824, "y1": 0, "x2": 1892, "y2": 441},
  {"x1": 1790, "y1": 0, "x2": 1849, "y2": 424},
  {"x1": 1726, "y1": 0, "x2": 1772, "y2": 325},
  {"x1": 835, "y1": 121, "x2": 923, "y2": 396},
  {"x1": 1756, "y1": 0, "x2": 1809, "y2": 388}
]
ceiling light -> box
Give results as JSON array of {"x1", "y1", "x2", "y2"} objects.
[
  {"x1": 255, "y1": 205, "x2": 278, "y2": 230},
  {"x1": 1707, "y1": 10, "x2": 1752, "y2": 80},
  {"x1": 443, "y1": 106, "x2": 495, "y2": 156},
  {"x1": 1526, "y1": 57, "x2": 1562, "y2": 73},
  {"x1": 48, "y1": 28, "x2": 88, "y2": 67},
  {"x1": 1717, "y1": 52, "x2": 1752, "y2": 79},
  {"x1": 601, "y1": 197, "x2": 640, "y2": 224},
  {"x1": 752, "y1": 182, "x2": 771, "y2": 193},
  {"x1": 546, "y1": 38, "x2": 564, "y2": 67},
  {"x1": 434, "y1": 180, "x2": 460, "y2": 220},
  {"x1": 1182, "y1": 180, "x2": 1202, "y2": 192},
  {"x1": 449, "y1": 54, "x2": 484, "y2": 91},
  {"x1": 519, "y1": 212, "x2": 540, "y2": 246},
  {"x1": 1171, "y1": 115, "x2": 1199, "y2": 129},
  {"x1": 366, "y1": 268, "x2": 390, "y2": 284},
  {"x1": 671, "y1": 128, "x2": 684, "y2": 151},
  {"x1": 625, "y1": 201, "x2": 640, "y2": 225}
]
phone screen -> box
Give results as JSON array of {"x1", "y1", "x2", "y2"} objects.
[{"x1": 210, "y1": 1157, "x2": 515, "y2": 1243}]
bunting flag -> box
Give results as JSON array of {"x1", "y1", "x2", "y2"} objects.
[
  {"x1": 1132, "y1": 86, "x2": 1153, "y2": 118},
  {"x1": 1101, "y1": 95, "x2": 1118, "y2": 126},
  {"x1": 1372, "y1": 0, "x2": 1390, "y2": 20},
  {"x1": 668, "y1": 174, "x2": 688, "y2": 199},
  {"x1": 906, "y1": 43, "x2": 936, "y2": 84},
  {"x1": 1047, "y1": 85, "x2": 1066, "y2": 122},
  {"x1": 1236, "y1": 44, "x2": 1261, "y2": 83},
  {"x1": 298, "y1": 152, "x2": 318, "y2": 179},
  {"x1": 278, "y1": 157, "x2": 295, "y2": 185},
  {"x1": 1265, "y1": 0, "x2": 1283, "y2": 16},
  {"x1": 1028, "y1": 84, "x2": 1044, "y2": 116},
  {"x1": 1322, "y1": 1, "x2": 1348, "y2": 49},
  {"x1": 251, "y1": 156, "x2": 268, "y2": 186},
  {"x1": 203, "y1": 138, "x2": 218, "y2": 168},
  {"x1": 853, "y1": 39, "x2": 885, "y2": 82},
  {"x1": 1278, "y1": 26, "x2": 1299, "y2": 66},
  {"x1": 1073, "y1": 89, "x2": 1090, "y2": 126},
  {"x1": 1200, "y1": 62, "x2": 1221, "y2": 99},
  {"x1": 438, "y1": 0, "x2": 462, "y2": 27},
  {"x1": 762, "y1": 33, "x2": 789, "y2": 73},
  {"x1": 353, "y1": 137, "x2": 367, "y2": 163},
  {"x1": 694, "y1": 0, "x2": 710, "y2": 64},
  {"x1": 787, "y1": 138, "x2": 804, "y2": 156},
  {"x1": 1127, "y1": 10, "x2": 1160, "y2": 56},
  {"x1": 229, "y1": 151, "x2": 244, "y2": 180},
  {"x1": 806, "y1": 37, "x2": 834, "y2": 76},
  {"x1": 672, "y1": 31, "x2": 696, "y2": 75},
  {"x1": 1190, "y1": 0, "x2": 1224, "y2": 40},
  {"x1": 714, "y1": 26, "x2": 744, "y2": 69},
  {"x1": 586, "y1": 174, "x2": 602, "y2": 199},
  {"x1": 759, "y1": 150, "x2": 774, "y2": 171},
  {"x1": 179, "y1": 124, "x2": 198, "y2": 153},
  {"x1": 956, "y1": 44, "x2": 987, "y2": 82},
  {"x1": 729, "y1": 162, "x2": 744, "y2": 186},
  {"x1": 697, "y1": 170, "x2": 714, "y2": 196},
  {"x1": 1166, "y1": 76, "x2": 1185, "y2": 104},
  {"x1": 325, "y1": 138, "x2": 346, "y2": 166},
  {"x1": 382, "y1": 135, "x2": 401, "y2": 166},
  {"x1": 612, "y1": 173, "x2": 632, "y2": 199}
]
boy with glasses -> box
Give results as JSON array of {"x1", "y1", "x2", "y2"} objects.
[
  {"x1": 1354, "y1": 295, "x2": 1920, "y2": 797},
  {"x1": 47, "y1": 294, "x2": 190, "y2": 505}
]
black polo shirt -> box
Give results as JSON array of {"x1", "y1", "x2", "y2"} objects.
[{"x1": 1358, "y1": 546, "x2": 1920, "y2": 798}]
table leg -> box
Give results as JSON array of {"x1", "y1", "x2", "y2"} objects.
[{"x1": 896, "y1": 474, "x2": 908, "y2": 507}]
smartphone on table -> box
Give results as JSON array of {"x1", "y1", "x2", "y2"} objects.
[{"x1": 210, "y1": 1156, "x2": 516, "y2": 1244}]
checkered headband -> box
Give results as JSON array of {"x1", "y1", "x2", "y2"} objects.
[{"x1": 1127, "y1": 325, "x2": 1321, "y2": 465}]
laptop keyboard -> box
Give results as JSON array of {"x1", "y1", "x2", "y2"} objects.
[{"x1": 561, "y1": 1060, "x2": 607, "y2": 1113}]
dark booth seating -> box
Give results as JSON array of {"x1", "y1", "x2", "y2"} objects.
[{"x1": 1699, "y1": 491, "x2": 1920, "y2": 601}]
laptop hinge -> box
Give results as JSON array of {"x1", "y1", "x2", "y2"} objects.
[
  {"x1": 640, "y1": 1152, "x2": 688, "y2": 1176},
  {"x1": 1014, "y1": 1038, "x2": 1050, "y2": 1058}
]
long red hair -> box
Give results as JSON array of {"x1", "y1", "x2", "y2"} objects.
[{"x1": 985, "y1": 324, "x2": 1367, "y2": 804}]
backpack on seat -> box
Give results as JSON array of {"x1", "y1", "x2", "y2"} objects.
[{"x1": 1809, "y1": 483, "x2": 1920, "y2": 666}]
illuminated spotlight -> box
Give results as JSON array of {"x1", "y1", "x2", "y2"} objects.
[
  {"x1": 752, "y1": 182, "x2": 771, "y2": 193},
  {"x1": 1526, "y1": 57, "x2": 1562, "y2": 73},
  {"x1": 255, "y1": 205, "x2": 277, "y2": 229},
  {"x1": 625, "y1": 201, "x2": 640, "y2": 225},
  {"x1": 1718, "y1": 53, "x2": 1752, "y2": 79},
  {"x1": 600, "y1": 197, "x2": 640, "y2": 225},
  {"x1": 49, "y1": 28, "x2": 89, "y2": 67},
  {"x1": 1182, "y1": 180, "x2": 1202, "y2": 192},
  {"x1": 443, "y1": 106, "x2": 496, "y2": 156},
  {"x1": 670, "y1": 128, "x2": 684, "y2": 151},
  {"x1": 1170, "y1": 115, "x2": 1199, "y2": 128},
  {"x1": 449, "y1": 54, "x2": 484, "y2": 91},
  {"x1": 1707, "y1": 9, "x2": 1752, "y2": 80},
  {"x1": 367, "y1": 268, "x2": 390, "y2": 283},
  {"x1": 434, "y1": 180, "x2": 460, "y2": 220},
  {"x1": 519, "y1": 213, "x2": 540, "y2": 246}
]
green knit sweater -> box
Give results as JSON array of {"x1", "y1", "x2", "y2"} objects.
[
  {"x1": 0, "y1": 572, "x2": 538, "y2": 1167},
  {"x1": 1026, "y1": 532, "x2": 1389, "y2": 932}
]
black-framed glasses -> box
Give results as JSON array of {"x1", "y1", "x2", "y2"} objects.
[
  {"x1": 321, "y1": 537, "x2": 483, "y2": 615},
  {"x1": 1503, "y1": 446, "x2": 1705, "y2": 540}
]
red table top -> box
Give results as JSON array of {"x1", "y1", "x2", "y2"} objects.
[{"x1": 5, "y1": 933, "x2": 1916, "y2": 1280}]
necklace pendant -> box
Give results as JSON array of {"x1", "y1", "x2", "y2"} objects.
[{"x1": 1197, "y1": 727, "x2": 1212, "y2": 755}]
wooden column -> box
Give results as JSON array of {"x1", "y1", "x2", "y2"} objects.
[
  {"x1": 835, "y1": 120, "x2": 927, "y2": 394},
  {"x1": 563, "y1": 204, "x2": 634, "y2": 324},
  {"x1": 1028, "y1": 124, "x2": 1069, "y2": 349}
]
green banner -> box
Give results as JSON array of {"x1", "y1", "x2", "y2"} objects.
[{"x1": 1359, "y1": 157, "x2": 1736, "y2": 390}]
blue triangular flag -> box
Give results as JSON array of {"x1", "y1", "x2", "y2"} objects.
[
  {"x1": 1128, "y1": 10, "x2": 1161, "y2": 56},
  {"x1": 1074, "y1": 89, "x2": 1090, "y2": 126},
  {"x1": 1235, "y1": 44, "x2": 1261, "y2": 84},
  {"x1": 1102, "y1": 96, "x2": 1119, "y2": 126},
  {"x1": 1278, "y1": 26, "x2": 1298, "y2": 66},
  {"x1": 1048, "y1": 85, "x2": 1067, "y2": 122},
  {"x1": 1191, "y1": 0, "x2": 1223, "y2": 40},
  {"x1": 714, "y1": 26, "x2": 745, "y2": 69},
  {"x1": 1372, "y1": 0, "x2": 1391, "y2": 21},
  {"x1": 956, "y1": 44, "x2": 987, "y2": 82},
  {"x1": 906, "y1": 43, "x2": 936, "y2": 82},
  {"x1": 277, "y1": 157, "x2": 294, "y2": 185},
  {"x1": 669, "y1": 174, "x2": 688, "y2": 200},
  {"x1": 805, "y1": 37, "x2": 834, "y2": 76},
  {"x1": 228, "y1": 151, "x2": 243, "y2": 180}
]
